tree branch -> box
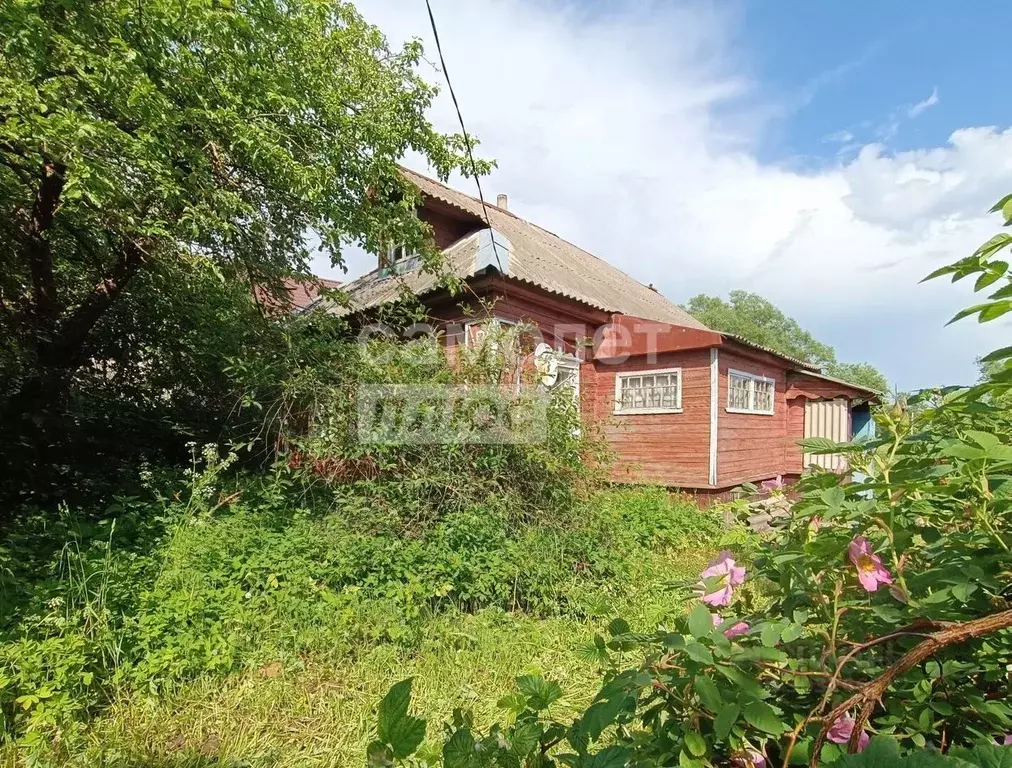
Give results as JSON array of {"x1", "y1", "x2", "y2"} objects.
[
  {"x1": 27, "y1": 159, "x2": 66, "y2": 322},
  {"x1": 808, "y1": 608, "x2": 1012, "y2": 766},
  {"x1": 40, "y1": 237, "x2": 150, "y2": 370}
]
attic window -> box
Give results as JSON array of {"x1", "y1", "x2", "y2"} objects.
[
  {"x1": 385, "y1": 244, "x2": 415, "y2": 266},
  {"x1": 727, "y1": 370, "x2": 775, "y2": 415},
  {"x1": 614, "y1": 368, "x2": 682, "y2": 415}
]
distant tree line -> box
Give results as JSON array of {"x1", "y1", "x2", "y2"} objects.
[{"x1": 684, "y1": 290, "x2": 890, "y2": 393}]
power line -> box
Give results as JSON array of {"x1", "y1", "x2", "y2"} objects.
[{"x1": 423, "y1": 0, "x2": 507, "y2": 285}]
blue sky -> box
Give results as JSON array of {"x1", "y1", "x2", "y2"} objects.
[
  {"x1": 329, "y1": 0, "x2": 1012, "y2": 392},
  {"x1": 745, "y1": 2, "x2": 1012, "y2": 164}
]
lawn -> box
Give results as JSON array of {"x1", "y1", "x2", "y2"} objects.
[
  {"x1": 79, "y1": 543, "x2": 716, "y2": 767},
  {"x1": 0, "y1": 484, "x2": 732, "y2": 767}
]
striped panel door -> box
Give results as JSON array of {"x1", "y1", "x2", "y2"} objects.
[{"x1": 803, "y1": 398, "x2": 850, "y2": 471}]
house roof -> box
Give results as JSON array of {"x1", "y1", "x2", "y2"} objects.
[
  {"x1": 255, "y1": 276, "x2": 341, "y2": 313},
  {"x1": 320, "y1": 167, "x2": 709, "y2": 330},
  {"x1": 788, "y1": 368, "x2": 882, "y2": 397},
  {"x1": 284, "y1": 276, "x2": 342, "y2": 311},
  {"x1": 721, "y1": 335, "x2": 880, "y2": 396},
  {"x1": 721, "y1": 333, "x2": 820, "y2": 372}
]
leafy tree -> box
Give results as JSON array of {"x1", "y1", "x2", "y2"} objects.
[
  {"x1": 685, "y1": 291, "x2": 889, "y2": 393},
  {"x1": 0, "y1": 0, "x2": 481, "y2": 495},
  {"x1": 827, "y1": 362, "x2": 888, "y2": 394}
]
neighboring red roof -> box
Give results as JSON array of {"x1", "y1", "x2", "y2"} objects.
[
  {"x1": 282, "y1": 276, "x2": 341, "y2": 310},
  {"x1": 256, "y1": 276, "x2": 341, "y2": 313}
]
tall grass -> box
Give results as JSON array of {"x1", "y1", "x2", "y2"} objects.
[
  {"x1": 79, "y1": 528, "x2": 725, "y2": 767},
  {"x1": 0, "y1": 471, "x2": 735, "y2": 765}
]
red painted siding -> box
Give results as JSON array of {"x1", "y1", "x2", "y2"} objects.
[
  {"x1": 390, "y1": 205, "x2": 827, "y2": 491},
  {"x1": 716, "y1": 348, "x2": 791, "y2": 488},
  {"x1": 589, "y1": 349, "x2": 713, "y2": 487},
  {"x1": 786, "y1": 372, "x2": 871, "y2": 401},
  {"x1": 420, "y1": 206, "x2": 476, "y2": 249},
  {"x1": 427, "y1": 278, "x2": 605, "y2": 358}
]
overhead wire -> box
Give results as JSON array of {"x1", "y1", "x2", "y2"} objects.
[{"x1": 423, "y1": 0, "x2": 509, "y2": 294}]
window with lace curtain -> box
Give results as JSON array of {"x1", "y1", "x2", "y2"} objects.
[
  {"x1": 727, "y1": 369, "x2": 775, "y2": 415},
  {"x1": 614, "y1": 368, "x2": 682, "y2": 414}
]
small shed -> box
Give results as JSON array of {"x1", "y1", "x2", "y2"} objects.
[{"x1": 785, "y1": 371, "x2": 880, "y2": 475}]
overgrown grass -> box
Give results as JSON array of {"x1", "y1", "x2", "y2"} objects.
[
  {"x1": 84, "y1": 612, "x2": 604, "y2": 767},
  {"x1": 0, "y1": 470, "x2": 739, "y2": 766},
  {"x1": 75, "y1": 536, "x2": 722, "y2": 767}
]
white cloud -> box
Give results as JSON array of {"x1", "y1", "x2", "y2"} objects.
[
  {"x1": 318, "y1": 0, "x2": 1012, "y2": 390},
  {"x1": 824, "y1": 130, "x2": 854, "y2": 144},
  {"x1": 908, "y1": 87, "x2": 940, "y2": 118}
]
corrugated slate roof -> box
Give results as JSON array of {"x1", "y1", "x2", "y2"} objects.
[
  {"x1": 321, "y1": 168, "x2": 709, "y2": 330},
  {"x1": 788, "y1": 368, "x2": 882, "y2": 396},
  {"x1": 319, "y1": 232, "x2": 479, "y2": 316},
  {"x1": 721, "y1": 333, "x2": 820, "y2": 371}
]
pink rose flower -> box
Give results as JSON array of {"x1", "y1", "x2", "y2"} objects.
[
  {"x1": 730, "y1": 750, "x2": 766, "y2": 768},
  {"x1": 711, "y1": 613, "x2": 750, "y2": 638},
  {"x1": 724, "y1": 621, "x2": 750, "y2": 638},
  {"x1": 847, "y1": 536, "x2": 893, "y2": 592},
  {"x1": 827, "y1": 715, "x2": 870, "y2": 751},
  {"x1": 700, "y1": 585, "x2": 731, "y2": 606},
  {"x1": 699, "y1": 551, "x2": 746, "y2": 606}
]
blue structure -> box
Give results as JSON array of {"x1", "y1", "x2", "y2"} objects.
[{"x1": 851, "y1": 403, "x2": 875, "y2": 441}]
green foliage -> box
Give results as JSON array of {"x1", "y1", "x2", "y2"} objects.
[
  {"x1": 2, "y1": 259, "x2": 270, "y2": 501},
  {"x1": 230, "y1": 314, "x2": 599, "y2": 529},
  {"x1": 684, "y1": 290, "x2": 889, "y2": 392},
  {"x1": 0, "y1": 0, "x2": 484, "y2": 499},
  {"x1": 0, "y1": 428, "x2": 722, "y2": 755},
  {"x1": 373, "y1": 678, "x2": 427, "y2": 762},
  {"x1": 832, "y1": 737, "x2": 1012, "y2": 767},
  {"x1": 368, "y1": 668, "x2": 636, "y2": 768}
]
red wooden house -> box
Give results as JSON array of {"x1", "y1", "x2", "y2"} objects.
[{"x1": 316, "y1": 169, "x2": 877, "y2": 496}]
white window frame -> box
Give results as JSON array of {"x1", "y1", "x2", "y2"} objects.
[
  {"x1": 554, "y1": 354, "x2": 581, "y2": 396},
  {"x1": 385, "y1": 244, "x2": 416, "y2": 265},
  {"x1": 613, "y1": 367, "x2": 683, "y2": 415},
  {"x1": 726, "y1": 368, "x2": 775, "y2": 415},
  {"x1": 463, "y1": 316, "x2": 516, "y2": 348}
]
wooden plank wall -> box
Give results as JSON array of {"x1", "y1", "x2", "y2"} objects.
[
  {"x1": 589, "y1": 349, "x2": 713, "y2": 487},
  {"x1": 786, "y1": 398, "x2": 806, "y2": 475},
  {"x1": 414, "y1": 195, "x2": 817, "y2": 491},
  {"x1": 716, "y1": 348, "x2": 791, "y2": 488},
  {"x1": 420, "y1": 203, "x2": 480, "y2": 249}
]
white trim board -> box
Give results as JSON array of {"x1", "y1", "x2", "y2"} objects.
[{"x1": 709, "y1": 348, "x2": 718, "y2": 486}]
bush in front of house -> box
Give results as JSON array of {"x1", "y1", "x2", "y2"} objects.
[{"x1": 0, "y1": 330, "x2": 727, "y2": 757}]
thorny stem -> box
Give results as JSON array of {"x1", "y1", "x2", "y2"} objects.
[
  {"x1": 809, "y1": 609, "x2": 1012, "y2": 766},
  {"x1": 977, "y1": 465, "x2": 1009, "y2": 552},
  {"x1": 781, "y1": 619, "x2": 948, "y2": 768},
  {"x1": 877, "y1": 428, "x2": 912, "y2": 599},
  {"x1": 827, "y1": 580, "x2": 843, "y2": 665}
]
